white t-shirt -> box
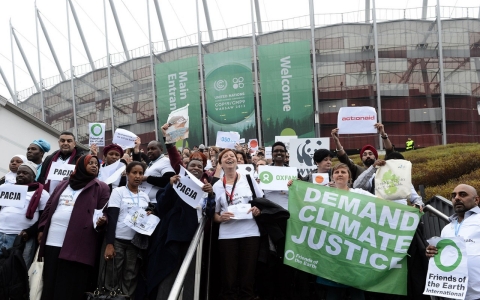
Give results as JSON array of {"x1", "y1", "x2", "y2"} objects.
[
  {"x1": 144, "y1": 156, "x2": 175, "y2": 203},
  {"x1": 349, "y1": 188, "x2": 376, "y2": 197},
  {"x1": 214, "y1": 174, "x2": 260, "y2": 239},
  {"x1": 108, "y1": 186, "x2": 150, "y2": 240},
  {"x1": 0, "y1": 189, "x2": 50, "y2": 234},
  {"x1": 264, "y1": 190, "x2": 289, "y2": 210},
  {"x1": 46, "y1": 185, "x2": 83, "y2": 247},
  {"x1": 441, "y1": 208, "x2": 480, "y2": 300},
  {"x1": 46, "y1": 156, "x2": 71, "y2": 194}
]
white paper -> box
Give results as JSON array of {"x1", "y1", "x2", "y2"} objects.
[
  {"x1": 0, "y1": 184, "x2": 28, "y2": 208},
  {"x1": 165, "y1": 104, "x2": 189, "y2": 144},
  {"x1": 112, "y1": 129, "x2": 138, "y2": 149},
  {"x1": 98, "y1": 160, "x2": 121, "y2": 182},
  {"x1": 337, "y1": 106, "x2": 377, "y2": 134},
  {"x1": 258, "y1": 165, "x2": 297, "y2": 191},
  {"x1": 238, "y1": 138, "x2": 245, "y2": 144},
  {"x1": 173, "y1": 166, "x2": 206, "y2": 209},
  {"x1": 138, "y1": 182, "x2": 153, "y2": 195},
  {"x1": 289, "y1": 138, "x2": 330, "y2": 177},
  {"x1": 47, "y1": 161, "x2": 75, "y2": 181},
  {"x1": 248, "y1": 139, "x2": 259, "y2": 152},
  {"x1": 104, "y1": 165, "x2": 126, "y2": 185},
  {"x1": 228, "y1": 203, "x2": 253, "y2": 220},
  {"x1": 216, "y1": 131, "x2": 240, "y2": 149},
  {"x1": 265, "y1": 147, "x2": 272, "y2": 159},
  {"x1": 88, "y1": 123, "x2": 106, "y2": 146},
  {"x1": 123, "y1": 207, "x2": 160, "y2": 236},
  {"x1": 312, "y1": 173, "x2": 330, "y2": 185},
  {"x1": 92, "y1": 208, "x2": 104, "y2": 228},
  {"x1": 275, "y1": 136, "x2": 297, "y2": 150},
  {"x1": 236, "y1": 164, "x2": 255, "y2": 177}
]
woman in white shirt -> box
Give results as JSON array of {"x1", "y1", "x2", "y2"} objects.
[
  {"x1": 102, "y1": 161, "x2": 150, "y2": 297},
  {"x1": 213, "y1": 149, "x2": 262, "y2": 300}
]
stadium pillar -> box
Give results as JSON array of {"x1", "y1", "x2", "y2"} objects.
[
  {"x1": 372, "y1": 0, "x2": 383, "y2": 150},
  {"x1": 436, "y1": 0, "x2": 447, "y2": 145},
  {"x1": 38, "y1": 12, "x2": 66, "y2": 81},
  {"x1": 0, "y1": 66, "x2": 16, "y2": 102},
  {"x1": 251, "y1": 0, "x2": 262, "y2": 146},
  {"x1": 309, "y1": 0, "x2": 320, "y2": 138},
  {"x1": 10, "y1": 20, "x2": 18, "y2": 105},
  {"x1": 148, "y1": 0, "x2": 159, "y2": 140},
  {"x1": 422, "y1": 0, "x2": 429, "y2": 20},
  {"x1": 66, "y1": 0, "x2": 78, "y2": 138},
  {"x1": 104, "y1": 0, "x2": 116, "y2": 135},
  {"x1": 35, "y1": 2, "x2": 45, "y2": 122},
  {"x1": 67, "y1": 0, "x2": 95, "y2": 72},
  {"x1": 109, "y1": 0, "x2": 130, "y2": 60},
  {"x1": 196, "y1": 0, "x2": 208, "y2": 146},
  {"x1": 365, "y1": 0, "x2": 370, "y2": 23}
]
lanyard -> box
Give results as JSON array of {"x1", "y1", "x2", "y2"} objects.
[
  {"x1": 223, "y1": 173, "x2": 238, "y2": 205},
  {"x1": 127, "y1": 188, "x2": 140, "y2": 207},
  {"x1": 454, "y1": 220, "x2": 463, "y2": 237}
]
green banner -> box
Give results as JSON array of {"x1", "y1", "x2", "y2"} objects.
[
  {"x1": 258, "y1": 41, "x2": 314, "y2": 145},
  {"x1": 285, "y1": 181, "x2": 422, "y2": 295},
  {"x1": 156, "y1": 56, "x2": 202, "y2": 148},
  {"x1": 204, "y1": 48, "x2": 255, "y2": 145}
]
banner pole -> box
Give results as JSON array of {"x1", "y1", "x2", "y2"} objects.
[
  {"x1": 250, "y1": 0, "x2": 262, "y2": 146},
  {"x1": 104, "y1": 0, "x2": 116, "y2": 136},
  {"x1": 147, "y1": 0, "x2": 159, "y2": 140}
]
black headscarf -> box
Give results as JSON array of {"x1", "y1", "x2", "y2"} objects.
[{"x1": 69, "y1": 155, "x2": 99, "y2": 190}]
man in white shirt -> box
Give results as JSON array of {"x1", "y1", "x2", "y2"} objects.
[{"x1": 426, "y1": 184, "x2": 480, "y2": 300}]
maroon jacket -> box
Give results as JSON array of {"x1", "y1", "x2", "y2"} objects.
[{"x1": 38, "y1": 178, "x2": 110, "y2": 266}]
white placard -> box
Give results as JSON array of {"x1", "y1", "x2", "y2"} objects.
[
  {"x1": 173, "y1": 166, "x2": 206, "y2": 209},
  {"x1": 99, "y1": 161, "x2": 126, "y2": 186},
  {"x1": 275, "y1": 136, "x2": 297, "y2": 150},
  {"x1": 47, "y1": 161, "x2": 75, "y2": 181},
  {"x1": 258, "y1": 166, "x2": 297, "y2": 191},
  {"x1": 98, "y1": 160, "x2": 120, "y2": 182},
  {"x1": 88, "y1": 123, "x2": 106, "y2": 146},
  {"x1": 238, "y1": 138, "x2": 245, "y2": 144},
  {"x1": 123, "y1": 207, "x2": 160, "y2": 236},
  {"x1": 337, "y1": 106, "x2": 377, "y2": 134},
  {"x1": 312, "y1": 173, "x2": 330, "y2": 185},
  {"x1": 289, "y1": 138, "x2": 330, "y2": 177},
  {"x1": 264, "y1": 147, "x2": 272, "y2": 159},
  {"x1": 215, "y1": 131, "x2": 240, "y2": 149},
  {"x1": 112, "y1": 129, "x2": 138, "y2": 149},
  {"x1": 0, "y1": 184, "x2": 28, "y2": 208},
  {"x1": 423, "y1": 237, "x2": 468, "y2": 300},
  {"x1": 249, "y1": 139, "x2": 259, "y2": 152},
  {"x1": 165, "y1": 104, "x2": 189, "y2": 144},
  {"x1": 236, "y1": 164, "x2": 255, "y2": 177},
  {"x1": 228, "y1": 203, "x2": 253, "y2": 220},
  {"x1": 138, "y1": 182, "x2": 153, "y2": 195}
]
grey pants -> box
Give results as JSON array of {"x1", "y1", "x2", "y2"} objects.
[{"x1": 99, "y1": 239, "x2": 140, "y2": 298}]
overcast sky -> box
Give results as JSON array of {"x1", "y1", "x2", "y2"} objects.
[{"x1": 0, "y1": 0, "x2": 475, "y2": 101}]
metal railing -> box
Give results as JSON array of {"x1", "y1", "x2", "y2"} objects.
[{"x1": 168, "y1": 216, "x2": 207, "y2": 300}]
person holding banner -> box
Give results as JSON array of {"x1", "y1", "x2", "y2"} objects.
[
  {"x1": 26, "y1": 139, "x2": 51, "y2": 181},
  {"x1": 147, "y1": 152, "x2": 215, "y2": 300},
  {"x1": 331, "y1": 123, "x2": 393, "y2": 183},
  {"x1": 0, "y1": 161, "x2": 49, "y2": 268},
  {"x1": 101, "y1": 161, "x2": 150, "y2": 298},
  {"x1": 213, "y1": 149, "x2": 262, "y2": 300},
  {"x1": 0, "y1": 154, "x2": 27, "y2": 185},
  {"x1": 37, "y1": 131, "x2": 84, "y2": 194},
  {"x1": 425, "y1": 184, "x2": 480, "y2": 300},
  {"x1": 37, "y1": 155, "x2": 109, "y2": 300}
]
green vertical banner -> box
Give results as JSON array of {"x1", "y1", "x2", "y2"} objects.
[
  {"x1": 204, "y1": 48, "x2": 255, "y2": 145},
  {"x1": 156, "y1": 57, "x2": 202, "y2": 147},
  {"x1": 285, "y1": 181, "x2": 422, "y2": 295},
  {"x1": 258, "y1": 41, "x2": 314, "y2": 145}
]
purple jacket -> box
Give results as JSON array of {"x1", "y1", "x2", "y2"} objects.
[{"x1": 38, "y1": 178, "x2": 110, "y2": 266}]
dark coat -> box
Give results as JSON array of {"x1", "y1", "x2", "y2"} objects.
[
  {"x1": 37, "y1": 147, "x2": 84, "y2": 185},
  {"x1": 38, "y1": 178, "x2": 110, "y2": 266}
]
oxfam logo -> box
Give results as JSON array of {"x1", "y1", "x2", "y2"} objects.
[
  {"x1": 259, "y1": 171, "x2": 273, "y2": 184},
  {"x1": 214, "y1": 79, "x2": 227, "y2": 91},
  {"x1": 434, "y1": 239, "x2": 463, "y2": 272},
  {"x1": 91, "y1": 124, "x2": 103, "y2": 136}
]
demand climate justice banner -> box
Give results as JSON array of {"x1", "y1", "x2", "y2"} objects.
[
  {"x1": 258, "y1": 41, "x2": 314, "y2": 145},
  {"x1": 204, "y1": 48, "x2": 255, "y2": 145},
  {"x1": 285, "y1": 181, "x2": 422, "y2": 295},
  {"x1": 156, "y1": 56, "x2": 202, "y2": 148}
]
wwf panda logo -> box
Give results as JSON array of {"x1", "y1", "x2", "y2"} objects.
[{"x1": 296, "y1": 139, "x2": 323, "y2": 167}]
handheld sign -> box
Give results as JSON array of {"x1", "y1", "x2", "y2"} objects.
[
  {"x1": 47, "y1": 161, "x2": 75, "y2": 181},
  {"x1": 165, "y1": 104, "x2": 190, "y2": 144},
  {"x1": 312, "y1": 173, "x2": 330, "y2": 186},
  {"x1": 337, "y1": 106, "x2": 377, "y2": 134},
  {"x1": 236, "y1": 164, "x2": 255, "y2": 177},
  {"x1": 123, "y1": 207, "x2": 160, "y2": 236},
  {"x1": 174, "y1": 166, "x2": 206, "y2": 209},
  {"x1": 275, "y1": 136, "x2": 297, "y2": 150},
  {"x1": 289, "y1": 138, "x2": 329, "y2": 177},
  {"x1": 0, "y1": 184, "x2": 28, "y2": 208},
  {"x1": 228, "y1": 203, "x2": 253, "y2": 220},
  {"x1": 423, "y1": 237, "x2": 468, "y2": 300},
  {"x1": 258, "y1": 165, "x2": 297, "y2": 191},
  {"x1": 216, "y1": 131, "x2": 240, "y2": 149},
  {"x1": 112, "y1": 129, "x2": 138, "y2": 149},
  {"x1": 249, "y1": 139, "x2": 259, "y2": 152},
  {"x1": 89, "y1": 123, "x2": 106, "y2": 146},
  {"x1": 98, "y1": 160, "x2": 120, "y2": 182},
  {"x1": 264, "y1": 147, "x2": 272, "y2": 159}
]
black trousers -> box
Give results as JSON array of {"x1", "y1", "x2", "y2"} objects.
[
  {"x1": 218, "y1": 236, "x2": 260, "y2": 300},
  {"x1": 41, "y1": 245, "x2": 93, "y2": 300}
]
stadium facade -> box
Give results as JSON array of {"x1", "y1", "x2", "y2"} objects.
[{"x1": 14, "y1": 4, "x2": 480, "y2": 151}]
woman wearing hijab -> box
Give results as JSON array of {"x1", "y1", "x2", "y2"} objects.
[
  {"x1": 37, "y1": 155, "x2": 110, "y2": 300},
  {"x1": 0, "y1": 154, "x2": 27, "y2": 185}
]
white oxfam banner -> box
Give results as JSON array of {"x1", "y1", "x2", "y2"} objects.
[
  {"x1": 423, "y1": 237, "x2": 468, "y2": 300},
  {"x1": 337, "y1": 106, "x2": 377, "y2": 134}
]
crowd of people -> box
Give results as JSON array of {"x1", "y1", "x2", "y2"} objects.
[{"x1": 0, "y1": 122, "x2": 479, "y2": 300}]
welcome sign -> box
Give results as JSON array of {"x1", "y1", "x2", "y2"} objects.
[{"x1": 285, "y1": 181, "x2": 422, "y2": 295}]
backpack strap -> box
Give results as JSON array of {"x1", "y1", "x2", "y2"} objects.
[{"x1": 245, "y1": 174, "x2": 257, "y2": 199}]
